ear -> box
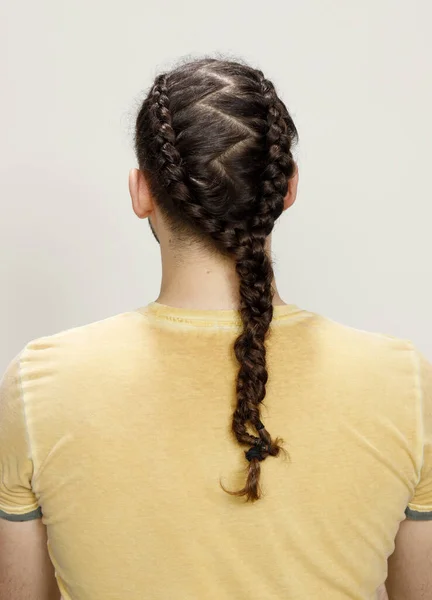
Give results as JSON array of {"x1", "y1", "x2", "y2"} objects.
[
  {"x1": 283, "y1": 163, "x2": 299, "y2": 211},
  {"x1": 129, "y1": 168, "x2": 154, "y2": 219}
]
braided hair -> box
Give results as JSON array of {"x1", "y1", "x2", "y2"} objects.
[{"x1": 135, "y1": 59, "x2": 298, "y2": 501}]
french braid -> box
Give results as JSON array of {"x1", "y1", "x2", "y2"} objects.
[{"x1": 135, "y1": 59, "x2": 298, "y2": 501}]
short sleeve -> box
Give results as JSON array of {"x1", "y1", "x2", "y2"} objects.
[
  {"x1": 0, "y1": 354, "x2": 41, "y2": 521},
  {"x1": 405, "y1": 351, "x2": 432, "y2": 520}
]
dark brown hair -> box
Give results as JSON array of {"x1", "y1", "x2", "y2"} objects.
[{"x1": 134, "y1": 58, "x2": 298, "y2": 501}]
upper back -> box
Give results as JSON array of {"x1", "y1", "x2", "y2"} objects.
[{"x1": 1, "y1": 303, "x2": 430, "y2": 600}]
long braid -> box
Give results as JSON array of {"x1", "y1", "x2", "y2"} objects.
[
  {"x1": 135, "y1": 59, "x2": 298, "y2": 502},
  {"x1": 225, "y1": 74, "x2": 295, "y2": 501}
]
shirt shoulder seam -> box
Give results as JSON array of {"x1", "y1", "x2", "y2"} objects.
[
  {"x1": 408, "y1": 341, "x2": 425, "y2": 489},
  {"x1": 16, "y1": 348, "x2": 36, "y2": 483}
]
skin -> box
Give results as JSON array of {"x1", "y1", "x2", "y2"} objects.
[
  {"x1": 0, "y1": 518, "x2": 60, "y2": 599},
  {"x1": 377, "y1": 584, "x2": 389, "y2": 600},
  {"x1": 127, "y1": 166, "x2": 299, "y2": 310},
  {"x1": 2, "y1": 165, "x2": 431, "y2": 599},
  {"x1": 385, "y1": 520, "x2": 432, "y2": 599}
]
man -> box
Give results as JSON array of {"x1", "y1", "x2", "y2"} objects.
[{"x1": 1, "y1": 58, "x2": 431, "y2": 600}]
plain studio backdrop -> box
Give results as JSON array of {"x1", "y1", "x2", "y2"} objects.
[{"x1": 1, "y1": 0, "x2": 431, "y2": 372}]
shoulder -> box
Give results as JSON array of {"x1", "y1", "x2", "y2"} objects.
[
  {"x1": 275, "y1": 309, "x2": 417, "y2": 375},
  {"x1": 25, "y1": 309, "x2": 146, "y2": 348},
  {"x1": 18, "y1": 309, "x2": 150, "y2": 380},
  {"x1": 313, "y1": 313, "x2": 412, "y2": 354},
  {"x1": 322, "y1": 313, "x2": 417, "y2": 372}
]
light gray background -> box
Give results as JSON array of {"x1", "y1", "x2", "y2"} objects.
[{"x1": 1, "y1": 0, "x2": 431, "y2": 371}]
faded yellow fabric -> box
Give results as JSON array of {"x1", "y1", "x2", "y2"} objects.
[{"x1": 1, "y1": 303, "x2": 432, "y2": 600}]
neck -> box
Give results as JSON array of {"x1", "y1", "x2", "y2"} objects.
[{"x1": 156, "y1": 239, "x2": 285, "y2": 311}]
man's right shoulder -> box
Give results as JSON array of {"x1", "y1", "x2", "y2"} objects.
[{"x1": 279, "y1": 309, "x2": 414, "y2": 362}]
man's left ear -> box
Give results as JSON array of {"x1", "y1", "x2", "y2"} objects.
[
  {"x1": 129, "y1": 168, "x2": 154, "y2": 219},
  {"x1": 283, "y1": 163, "x2": 299, "y2": 211}
]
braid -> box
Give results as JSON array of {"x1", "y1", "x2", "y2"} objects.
[
  {"x1": 222, "y1": 73, "x2": 295, "y2": 502},
  {"x1": 135, "y1": 58, "x2": 298, "y2": 502},
  {"x1": 144, "y1": 74, "x2": 191, "y2": 205},
  {"x1": 140, "y1": 74, "x2": 234, "y2": 239}
]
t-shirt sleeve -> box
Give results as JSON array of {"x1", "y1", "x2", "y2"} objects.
[
  {"x1": 0, "y1": 354, "x2": 41, "y2": 521},
  {"x1": 405, "y1": 351, "x2": 432, "y2": 520}
]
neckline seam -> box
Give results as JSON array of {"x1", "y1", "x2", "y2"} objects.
[{"x1": 137, "y1": 302, "x2": 303, "y2": 328}]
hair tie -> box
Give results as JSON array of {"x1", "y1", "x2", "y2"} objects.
[
  {"x1": 245, "y1": 446, "x2": 265, "y2": 462},
  {"x1": 256, "y1": 420, "x2": 265, "y2": 430}
]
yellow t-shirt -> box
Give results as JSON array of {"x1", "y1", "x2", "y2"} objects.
[{"x1": 1, "y1": 303, "x2": 432, "y2": 600}]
